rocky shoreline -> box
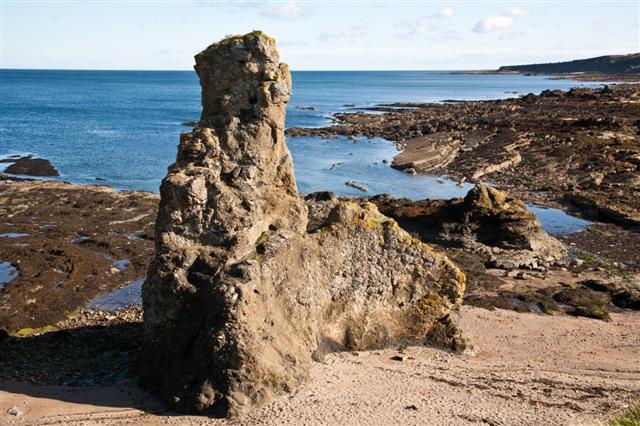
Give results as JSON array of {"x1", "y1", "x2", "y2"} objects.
[
  {"x1": 0, "y1": 178, "x2": 157, "y2": 334},
  {"x1": 287, "y1": 84, "x2": 640, "y2": 228},
  {"x1": 1, "y1": 78, "x2": 639, "y2": 335},
  {"x1": 1, "y1": 33, "x2": 639, "y2": 424},
  {"x1": 1, "y1": 177, "x2": 639, "y2": 422},
  {"x1": 1, "y1": 178, "x2": 638, "y2": 334}
]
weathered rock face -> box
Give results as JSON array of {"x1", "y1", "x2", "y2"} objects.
[
  {"x1": 372, "y1": 184, "x2": 567, "y2": 270},
  {"x1": 140, "y1": 32, "x2": 467, "y2": 417}
]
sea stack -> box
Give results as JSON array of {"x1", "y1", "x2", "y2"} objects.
[{"x1": 140, "y1": 31, "x2": 468, "y2": 417}]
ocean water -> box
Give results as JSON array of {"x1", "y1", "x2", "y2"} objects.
[{"x1": 0, "y1": 69, "x2": 598, "y2": 234}]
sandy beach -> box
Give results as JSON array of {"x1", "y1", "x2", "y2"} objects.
[{"x1": 2, "y1": 305, "x2": 638, "y2": 425}]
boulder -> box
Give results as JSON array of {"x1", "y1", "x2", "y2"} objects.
[
  {"x1": 372, "y1": 184, "x2": 567, "y2": 270},
  {"x1": 2, "y1": 156, "x2": 59, "y2": 177},
  {"x1": 140, "y1": 32, "x2": 468, "y2": 417},
  {"x1": 580, "y1": 276, "x2": 640, "y2": 310}
]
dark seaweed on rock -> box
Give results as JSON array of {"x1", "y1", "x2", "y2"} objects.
[
  {"x1": 370, "y1": 184, "x2": 567, "y2": 271},
  {"x1": 2, "y1": 156, "x2": 59, "y2": 177},
  {"x1": 0, "y1": 181, "x2": 157, "y2": 334}
]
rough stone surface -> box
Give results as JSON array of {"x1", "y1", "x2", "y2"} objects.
[
  {"x1": 140, "y1": 32, "x2": 467, "y2": 417},
  {"x1": 371, "y1": 184, "x2": 568, "y2": 270},
  {"x1": 581, "y1": 276, "x2": 640, "y2": 310},
  {"x1": 1, "y1": 155, "x2": 59, "y2": 177}
]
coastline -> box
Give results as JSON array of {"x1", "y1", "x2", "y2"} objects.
[
  {"x1": 286, "y1": 83, "x2": 640, "y2": 229},
  {"x1": 2, "y1": 79, "x2": 639, "y2": 329},
  {"x1": 1, "y1": 74, "x2": 639, "y2": 424},
  {"x1": 0, "y1": 69, "x2": 611, "y2": 194},
  {"x1": 452, "y1": 70, "x2": 640, "y2": 82}
]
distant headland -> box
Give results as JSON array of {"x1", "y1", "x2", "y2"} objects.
[{"x1": 498, "y1": 53, "x2": 640, "y2": 76}]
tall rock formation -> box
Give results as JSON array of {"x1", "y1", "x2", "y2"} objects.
[{"x1": 140, "y1": 31, "x2": 468, "y2": 417}]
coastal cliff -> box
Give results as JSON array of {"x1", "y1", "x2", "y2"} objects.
[{"x1": 498, "y1": 53, "x2": 640, "y2": 75}]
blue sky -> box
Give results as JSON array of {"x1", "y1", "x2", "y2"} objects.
[{"x1": 1, "y1": 0, "x2": 638, "y2": 70}]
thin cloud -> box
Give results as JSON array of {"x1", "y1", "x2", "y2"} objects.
[
  {"x1": 473, "y1": 15, "x2": 514, "y2": 33},
  {"x1": 473, "y1": 7, "x2": 528, "y2": 33},
  {"x1": 499, "y1": 30, "x2": 526, "y2": 41},
  {"x1": 394, "y1": 18, "x2": 431, "y2": 39},
  {"x1": 318, "y1": 25, "x2": 369, "y2": 43},
  {"x1": 509, "y1": 6, "x2": 529, "y2": 17},
  {"x1": 437, "y1": 7, "x2": 454, "y2": 18},
  {"x1": 194, "y1": 0, "x2": 306, "y2": 21},
  {"x1": 430, "y1": 29, "x2": 462, "y2": 43},
  {"x1": 395, "y1": 7, "x2": 454, "y2": 39},
  {"x1": 262, "y1": 1, "x2": 303, "y2": 20},
  {"x1": 193, "y1": 0, "x2": 260, "y2": 10},
  {"x1": 279, "y1": 38, "x2": 310, "y2": 47}
]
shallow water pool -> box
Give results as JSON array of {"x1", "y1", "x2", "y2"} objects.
[
  {"x1": 290, "y1": 136, "x2": 591, "y2": 235},
  {"x1": 86, "y1": 278, "x2": 143, "y2": 311},
  {"x1": 528, "y1": 205, "x2": 592, "y2": 235},
  {"x1": 290, "y1": 136, "x2": 472, "y2": 199},
  {"x1": 0, "y1": 262, "x2": 18, "y2": 291},
  {"x1": 0, "y1": 232, "x2": 30, "y2": 239}
]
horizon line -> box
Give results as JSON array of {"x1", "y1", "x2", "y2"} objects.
[{"x1": 0, "y1": 67, "x2": 497, "y2": 72}]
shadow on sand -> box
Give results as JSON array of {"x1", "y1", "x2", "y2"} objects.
[{"x1": 0, "y1": 320, "x2": 183, "y2": 418}]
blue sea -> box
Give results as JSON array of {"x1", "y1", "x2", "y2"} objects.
[{"x1": 0, "y1": 69, "x2": 596, "y2": 233}]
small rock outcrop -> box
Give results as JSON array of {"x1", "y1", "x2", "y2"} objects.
[
  {"x1": 372, "y1": 184, "x2": 567, "y2": 270},
  {"x1": 141, "y1": 32, "x2": 468, "y2": 417},
  {"x1": 1, "y1": 156, "x2": 59, "y2": 177},
  {"x1": 581, "y1": 276, "x2": 640, "y2": 310}
]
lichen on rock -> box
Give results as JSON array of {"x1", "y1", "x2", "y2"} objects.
[{"x1": 140, "y1": 31, "x2": 468, "y2": 417}]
